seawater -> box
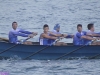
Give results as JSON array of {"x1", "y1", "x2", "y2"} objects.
[{"x1": 0, "y1": 59, "x2": 100, "y2": 75}]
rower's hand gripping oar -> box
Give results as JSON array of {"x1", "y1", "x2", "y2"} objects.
[
  {"x1": 23, "y1": 38, "x2": 61, "y2": 60},
  {"x1": 0, "y1": 37, "x2": 31, "y2": 54}
]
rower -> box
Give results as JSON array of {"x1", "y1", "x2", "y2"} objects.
[
  {"x1": 84, "y1": 23, "x2": 100, "y2": 45},
  {"x1": 9, "y1": 22, "x2": 38, "y2": 45},
  {"x1": 73, "y1": 24, "x2": 96, "y2": 45},
  {"x1": 39, "y1": 24, "x2": 63, "y2": 45},
  {"x1": 49, "y1": 24, "x2": 67, "y2": 46},
  {"x1": 50, "y1": 24, "x2": 74, "y2": 46}
]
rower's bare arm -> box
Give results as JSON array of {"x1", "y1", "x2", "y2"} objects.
[
  {"x1": 87, "y1": 33, "x2": 100, "y2": 37},
  {"x1": 49, "y1": 32, "x2": 62, "y2": 37},
  {"x1": 81, "y1": 36, "x2": 96, "y2": 41},
  {"x1": 92, "y1": 34, "x2": 100, "y2": 37},
  {"x1": 42, "y1": 34, "x2": 57, "y2": 40}
]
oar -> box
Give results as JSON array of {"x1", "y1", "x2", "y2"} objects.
[
  {"x1": 55, "y1": 39, "x2": 98, "y2": 60},
  {"x1": 55, "y1": 45, "x2": 86, "y2": 60},
  {"x1": 0, "y1": 37, "x2": 31, "y2": 54},
  {"x1": 23, "y1": 39, "x2": 60, "y2": 60},
  {"x1": 89, "y1": 53, "x2": 100, "y2": 59}
]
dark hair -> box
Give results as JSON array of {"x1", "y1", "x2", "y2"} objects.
[
  {"x1": 77, "y1": 24, "x2": 82, "y2": 28},
  {"x1": 43, "y1": 24, "x2": 49, "y2": 28},
  {"x1": 87, "y1": 23, "x2": 94, "y2": 30},
  {"x1": 12, "y1": 21, "x2": 17, "y2": 26}
]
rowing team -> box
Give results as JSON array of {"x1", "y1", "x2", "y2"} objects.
[{"x1": 6, "y1": 22, "x2": 100, "y2": 46}]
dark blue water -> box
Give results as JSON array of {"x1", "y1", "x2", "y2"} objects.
[{"x1": 0, "y1": 0, "x2": 100, "y2": 75}]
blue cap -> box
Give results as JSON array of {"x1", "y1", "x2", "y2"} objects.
[{"x1": 53, "y1": 24, "x2": 60, "y2": 30}]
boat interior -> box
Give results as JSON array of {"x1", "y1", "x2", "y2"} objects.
[{"x1": 0, "y1": 39, "x2": 73, "y2": 46}]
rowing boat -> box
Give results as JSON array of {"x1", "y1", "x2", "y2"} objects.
[{"x1": 0, "y1": 41, "x2": 100, "y2": 60}]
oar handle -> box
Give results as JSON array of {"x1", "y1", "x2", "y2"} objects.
[
  {"x1": 23, "y1": 37, "x2": 31, "y2": 42},
  {"x1": 21, "y1": 33, "x2": 36, "y2": 43},
  {"x1": 20, "y1": 37, "x2": 32, "y2": 44},
  {"x1": 52, "y1": 38, "x2": 62, "y2": 45}
]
